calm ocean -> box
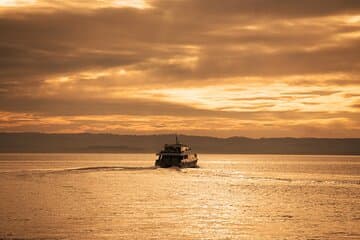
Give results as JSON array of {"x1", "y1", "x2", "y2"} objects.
[{"x1": 0, "y1": 154, "x2": 359, "y2": 239}]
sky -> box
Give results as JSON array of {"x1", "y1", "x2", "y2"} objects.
[{"x1": 0, "y1": 0, "x2": 359, "y2": 138}]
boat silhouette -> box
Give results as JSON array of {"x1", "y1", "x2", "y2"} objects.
[{"x1": 155, "y1": 135, "x2": 198, "y2": 168}]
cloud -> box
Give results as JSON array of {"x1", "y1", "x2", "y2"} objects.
[
  {"x1": 282, "y1": 90, "x2": 341, "y2": 96},
  {"x1": 0, "y1": 0, "x2": 359, "y2": 137},
  {"x1": 0, "y1": 110, "x2": 359, "y2": 137},
  {"x1": 352, "y1": 103, "x2": 360, "y2": 109},
  {"x1": 0, "y1": 95, "x2": 359, "y2": 121},
  {"x1": 1, "y1": 3, "x2": 359, "y2": 85},
  {"x1": 153, "y1": 0, "x2": 360, "y2": 19}
]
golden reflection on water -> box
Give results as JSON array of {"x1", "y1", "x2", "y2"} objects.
[{"x1": 0, "y1": 154, "x2": 359, "y2": 239}]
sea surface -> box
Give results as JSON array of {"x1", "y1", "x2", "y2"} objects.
[{"x1": 0, "y1": 154, "x2": 359, "y2": 239}]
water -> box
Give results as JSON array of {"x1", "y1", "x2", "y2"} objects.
[{"x1": 0, "y1": 154, "x2": 359, "y2": 239}]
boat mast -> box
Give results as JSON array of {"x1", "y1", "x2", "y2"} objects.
[{"x1": 176, "y1": 134, "x2": 180, "y2": 144}]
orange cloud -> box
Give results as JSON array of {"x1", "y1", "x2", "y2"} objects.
[{"x1": 0, "y1": 0, "x2": 359, "y2": 137}]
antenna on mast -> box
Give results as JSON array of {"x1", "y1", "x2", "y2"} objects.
[{"x1": 175, "y1": 134, "x2": 180, "y2": 144}]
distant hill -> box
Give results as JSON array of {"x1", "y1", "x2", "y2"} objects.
[{"x1": 0, "y1": 132, "x2": 359, "y2": 155}]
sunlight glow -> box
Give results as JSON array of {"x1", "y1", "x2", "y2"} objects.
[
  {"x1": 346, "y1": 15, "x2": 360, "y2": 24},
  {"x1": 113, "y1": 0, "x2": 149, "y2": 9},
  {"x1": 0, "y1": 0, "x2": 149, "y2": 9},
  {"x1": 0, "y1": 0, "x2": 35, "y2": 7}
]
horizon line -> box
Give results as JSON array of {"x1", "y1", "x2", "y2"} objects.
[{"x1": 0, "y1": 131, "x2": 359, "y2": 140}]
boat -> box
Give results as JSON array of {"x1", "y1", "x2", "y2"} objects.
[{"x1": 155, "y1": 135, "x2": 198, "y2": 168}]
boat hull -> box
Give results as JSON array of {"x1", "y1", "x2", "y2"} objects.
[{"x1": 155, "y1": 159, "x2": 198, "y2": 168}]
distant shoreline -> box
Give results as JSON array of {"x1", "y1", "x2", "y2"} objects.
[
  {"x1": 0, "y1": 152, "x2": 359, "y2": 156},
  {"x1": 0, "y1": 132, "x2": 359, "y2": 155}
]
